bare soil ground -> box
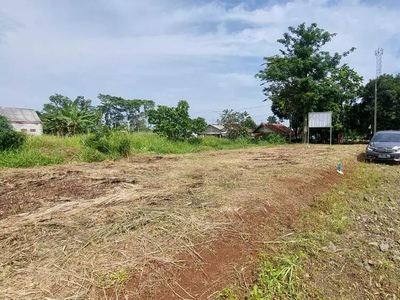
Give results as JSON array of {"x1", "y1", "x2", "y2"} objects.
[{"x1": 0, "y1": 145, "x2": 363, "y2": 299}]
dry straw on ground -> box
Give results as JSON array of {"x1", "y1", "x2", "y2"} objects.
[{"x1": 0, "y1": 145, "x2": 363, "y2": 299}]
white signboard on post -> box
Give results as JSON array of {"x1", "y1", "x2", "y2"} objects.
[{"x1": 308, "y1": 112, "x2": 333, "y2": 145}]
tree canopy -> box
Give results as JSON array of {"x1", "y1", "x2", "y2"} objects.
[
  {"x1": 148, "y1": 100, "x2": 207, "y2": 140},
  {"x1": 347, "y1": 74, "x2": 400, "y2": 136},
  {"x1": 218, "y1": 109, "x2": 256, "y2": 139},
  {"x1": 98, "y1": 94, "x2": 155, "y2": 131},
  {"x1": 267, "y1": 116, "x2": 279, "y2": 124},
  {"x1": 256, "y1": 23, "x2": 362, "y2": 141},
  {"x1": 41, "y1": 94, "x2": 101, "y2": 136}
]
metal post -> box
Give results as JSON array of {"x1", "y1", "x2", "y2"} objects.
[
  {"x1": 330, "y1": 125, "x2": 332, "y2": 145},
  {"x1": 374, "y1": 80, "x2": 377, "y2": 134},
  {"x1": 307, "y1": 117, "x2": 310, "y2": 144},
  {"x1": 374, "y1": 48, "x2": 383, "y2": 134}
]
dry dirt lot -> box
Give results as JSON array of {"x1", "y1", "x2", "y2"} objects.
[{"x1": 0, "y1": 145, "x2": 364, "y2": 299}]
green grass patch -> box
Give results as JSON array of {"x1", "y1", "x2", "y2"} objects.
[
  {"x1": 216, "y1": 162, "x2": 399, "y2": 299},
  {"x1": 249, "y1": 253, "x2": 303, "y2": 300},
  {"x1": 0, "y1": 133, "x2": 285, "y2": 168}
]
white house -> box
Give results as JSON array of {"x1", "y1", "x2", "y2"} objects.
[{"x1": 0, "y1": 107, "x2": 43, "y2": 136}]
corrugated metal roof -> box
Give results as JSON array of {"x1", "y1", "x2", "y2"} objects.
[
  {"x1": 209, "y1": 124, "x2": 225, "y2": 131},
  {"x1": 0, "y1": 107, "x2": 42, "y2": 124}
]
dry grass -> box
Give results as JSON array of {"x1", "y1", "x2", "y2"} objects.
[{"x1": 0, "y1": 145, "x2": 364, "y2": 299}]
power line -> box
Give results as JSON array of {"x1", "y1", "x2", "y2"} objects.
[{"x1": 192, "y1": 104, "x2": 269, "y2": 114}]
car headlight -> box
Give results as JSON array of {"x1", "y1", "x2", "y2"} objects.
[
  {"x1": 367, "y1": 146, "x2": 376, "y2": 152},
  {"x1": 393, "y1": 147, "x2": 400, "y2": 153}
]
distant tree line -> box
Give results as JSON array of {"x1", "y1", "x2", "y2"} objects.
[
  {"x1": 40, "y1": 94, "x2": 156, "y2": 136},
  {"x1": 40, "y1": 95, "x2": 260, "y2": 141}
]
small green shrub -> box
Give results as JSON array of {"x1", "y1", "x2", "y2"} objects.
[
  {"x1": 116, "y1": 138, "x2": 131, "y2": 157},
  {"x1": 84, "y1": 133, "x2": 112, "y2": 154},
  {"x1": 188, "y1": 137, "x2": 202, "y2": 145},
  {"x1": 0, "y1": 116, "x2": 27, "y2": 151},
  {"x1": 77, "y1": 147, "x2": 107, "y2": 163},
  {"x1": 255, "y1": 133, "x2": 287, "y2": 144}
]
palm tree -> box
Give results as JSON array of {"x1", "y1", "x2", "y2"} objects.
[{"x1": 42, "y1": 94, "x2": 100, "y2": 136}]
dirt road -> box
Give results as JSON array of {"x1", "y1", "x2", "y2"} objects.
[{"x1": 0, "y1": 145, "x2": 363, "y2": 299}]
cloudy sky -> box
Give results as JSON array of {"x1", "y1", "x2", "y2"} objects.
[{"x1": 1, "y1": 0, "x2": 399, "y2": 123}]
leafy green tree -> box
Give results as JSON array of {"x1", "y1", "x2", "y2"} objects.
[
  {"x1": 354, "y1": 74, "x2": 400, "y2": 136},
  {"x1": 41, "y1": 94, "x2": 101, "y2": 136},
  {"x1": 219, "y1": 110, "x2": 255, "y2": 139},
  {"x1": 0, "y1": 116, "x2": 26, "y2": 151},
  {"x1": 267, "y1": 116, "x2": 279, "y2": 124},
  {"x1": 191, "y1": 117, "x2": 207, "y2": 135},
  {"x1": 148, "y1": 100, "x2": 201, "y2": 140},
  {"x1": 256, "y1": 23, "x2": 361, "y2": 142},
  {"x1": 98, "y1": 94, "x2": 155, "y2": 131},
  {"x1": 243, "y1": 116, "x2": 257, "y2": 130}
]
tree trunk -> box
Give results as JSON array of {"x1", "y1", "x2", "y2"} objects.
[
  {"x1": 303, "y1": 112, "x2": 308, "y2": 143},
  {"x1": 338, "y1": 132, "x2": 344, "y2": 144}
]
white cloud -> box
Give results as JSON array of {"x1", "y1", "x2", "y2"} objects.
[{"x1": 0, "y1": 0, "x2": 399, "y2": 122}]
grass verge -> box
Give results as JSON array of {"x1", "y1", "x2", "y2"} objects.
[{"x1": 217, "y1": 162, "x2": 400, "y2": 299}]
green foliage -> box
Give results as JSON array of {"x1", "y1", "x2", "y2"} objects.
[
  {"x1": 0, "y1": 149, "x2": 65, "y2": 168},
  {"x1": 243, "y1": 116, "x2": 257, "y2": 130},
  {"x1": 256, "y1": 133, "x2": 287, "y2": 144},
  {"x1": 249, "y1": 254, "x2": 301, "y2": 300},
  {"x1": 191, "y1": 117, "x2": 208, "y2": 135},
  {"x1": 98, "y1": 94, "x2": 154, "y2": 131},
  {"x1": 148, "y1": 100, "x2": 205, "y2": 140},
  {"x1": 267, "y1": 116, "x2": 279, "y2": 124},
  {"x1": 0, "y1": 116, "x2": 13, "y2": 131},
  {"x1": 116, "y1": 137, "x2": 131, "y2": 157},
  {"x1": 76, "y1": 147, "x2": 107, "y2": 163},
  {"x1": 352, "y1": 74, "x2": 400, "y2": 135},
  {"x1": 219, "y1": 109, "x2": 256, "y2": 140},
  {"x1": 256, "y1": 23, "x2": 362, "y2": 141},
  {"x1": 99, "y1": 268, "x2": 128, "y2": 288},
  {"x1": 83, "y1": 131, "x2": 131, "y2": 158},
  {"x1": 84, "y1": 133, "x2": 112, "y2": 154},
  {"x1": 215, "y1": 288, "x2": 239, "y2": 300},
  {"x1": 0, "y1": 133, "x2": 286, "y2": 168},
  {"x1": 41, "y1": 94, "x2": 101, "y2": 136},
  {"x1": 0, "y1": 116, "x2": 26, "y2": 151}
]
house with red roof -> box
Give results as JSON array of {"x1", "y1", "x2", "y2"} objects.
[{"x1": 253, "y1": 122, "x2": 294, "y2": 140}]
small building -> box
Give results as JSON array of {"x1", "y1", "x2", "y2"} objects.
[
  {"x1": 253, "y1": 122, "x2": 294, "y2": 140},
  {"x1": 202, "y1": 124, "x2": 227, "y2": 138},
  {"x1": 0, "y1": 107, "x2": 43, "y2": 136}
]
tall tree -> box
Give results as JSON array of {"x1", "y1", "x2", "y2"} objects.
[
  {"x1": 355, "y1": 74, "x2": 400, "y2": 136},
  {"x1": 267, "y1": 116, "x2": 279, "y2": 124},
  {"x1": 218, "y1": 110, "x2": 256, "y2": 139},
  {"x1": 256, "y1": 23, "x2": 361, "y2": 142},
  {"x1": 41, "y1": 94, "x2": 101, "y2": 136},
  {"x1": 98, "y1": 94, "x2": 155, "y2": 131},
  {"x1": 148, "y1": 100, "x2": 206, "y2": 140}
]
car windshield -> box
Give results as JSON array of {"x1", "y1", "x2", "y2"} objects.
[{"x1": 372, "y1": 132, "x2": 400, "y2": 143}]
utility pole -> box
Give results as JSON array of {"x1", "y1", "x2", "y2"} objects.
[{"x1": 374, "y1": 48, "x2": 383, "y2": 134}]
